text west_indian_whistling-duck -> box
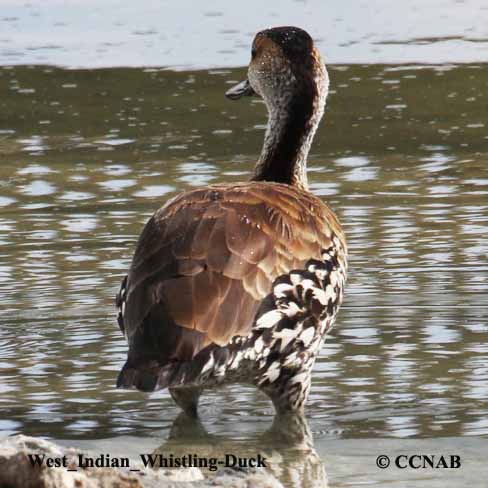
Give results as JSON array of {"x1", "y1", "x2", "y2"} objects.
[{"x1": 116, "y1": 26, "x2": 348, "y2": 417}]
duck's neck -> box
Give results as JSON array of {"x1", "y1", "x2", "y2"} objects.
[{"x1": 252, "y1": 85, "x2": 326, "y2": 190}]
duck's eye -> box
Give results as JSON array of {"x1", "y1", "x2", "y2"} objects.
[{"x1": 251, "y1": 47, "x2": 257, "y2": 59}]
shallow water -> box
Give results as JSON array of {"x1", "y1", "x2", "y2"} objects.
[{"x1": 1, "y1": 62, "x2": 488, "y2": 486}]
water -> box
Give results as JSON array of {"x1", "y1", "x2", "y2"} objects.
[
  {"x1": 2, "y1": 0, "x2": 488, "y2": 67},
  {"x1": 1, "y1": 3, "x2": 488, "y2": 487},
  {"x1": 1, "y1": 62, "x2": 487, "y2": 486}
]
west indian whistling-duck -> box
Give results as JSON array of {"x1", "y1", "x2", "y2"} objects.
[{"x1": 116, "y1": 26, "x2": 347, "y2": 416}]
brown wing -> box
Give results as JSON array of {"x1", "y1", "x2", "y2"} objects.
[{"x1": 121, "y1": 181, "x2": 343, "y2": 365}]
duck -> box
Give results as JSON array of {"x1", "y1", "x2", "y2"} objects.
[{"x1": 116, "y1": 26, "x2": 347, "y2": 417}]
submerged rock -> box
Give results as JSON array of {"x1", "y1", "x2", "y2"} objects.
[{"x1": 0, "y1": 435, "x2": 283, "y2": 488}]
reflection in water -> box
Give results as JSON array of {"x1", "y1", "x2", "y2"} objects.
[
  {"x1": 0, "y1": 64, "x2": 487, "y2": 443},
  {"x1": 155, "y1": 413, "x2": 327, "y2": 488}
]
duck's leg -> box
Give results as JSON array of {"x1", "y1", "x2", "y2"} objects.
[
  {"x1": 169, "y1": 386, "x2": 203, "y2": 417},
  {"x1": 263, "y1": 368, "x2": 313, "y2": 415}
]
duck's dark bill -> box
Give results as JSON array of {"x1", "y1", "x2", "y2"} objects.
[{"x1": 225, "y1": 79, "x2": 255, "y2": 99}]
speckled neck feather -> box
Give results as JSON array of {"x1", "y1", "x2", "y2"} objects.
[{"x1": 253, "y1": 66, "x2": 328, "y2": 189}]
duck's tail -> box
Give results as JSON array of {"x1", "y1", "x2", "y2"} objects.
[{"x1": 116, "y1": 343, "x2": 234, "y2": 392}]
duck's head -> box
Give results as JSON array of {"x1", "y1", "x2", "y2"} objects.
[{"x1": 226, "y1": 26, "x2": 328, "y2": 114}]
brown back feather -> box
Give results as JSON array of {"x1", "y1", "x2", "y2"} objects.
[{"x1": 123, "y1": 181, "x2": 344, "y2": 363}]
